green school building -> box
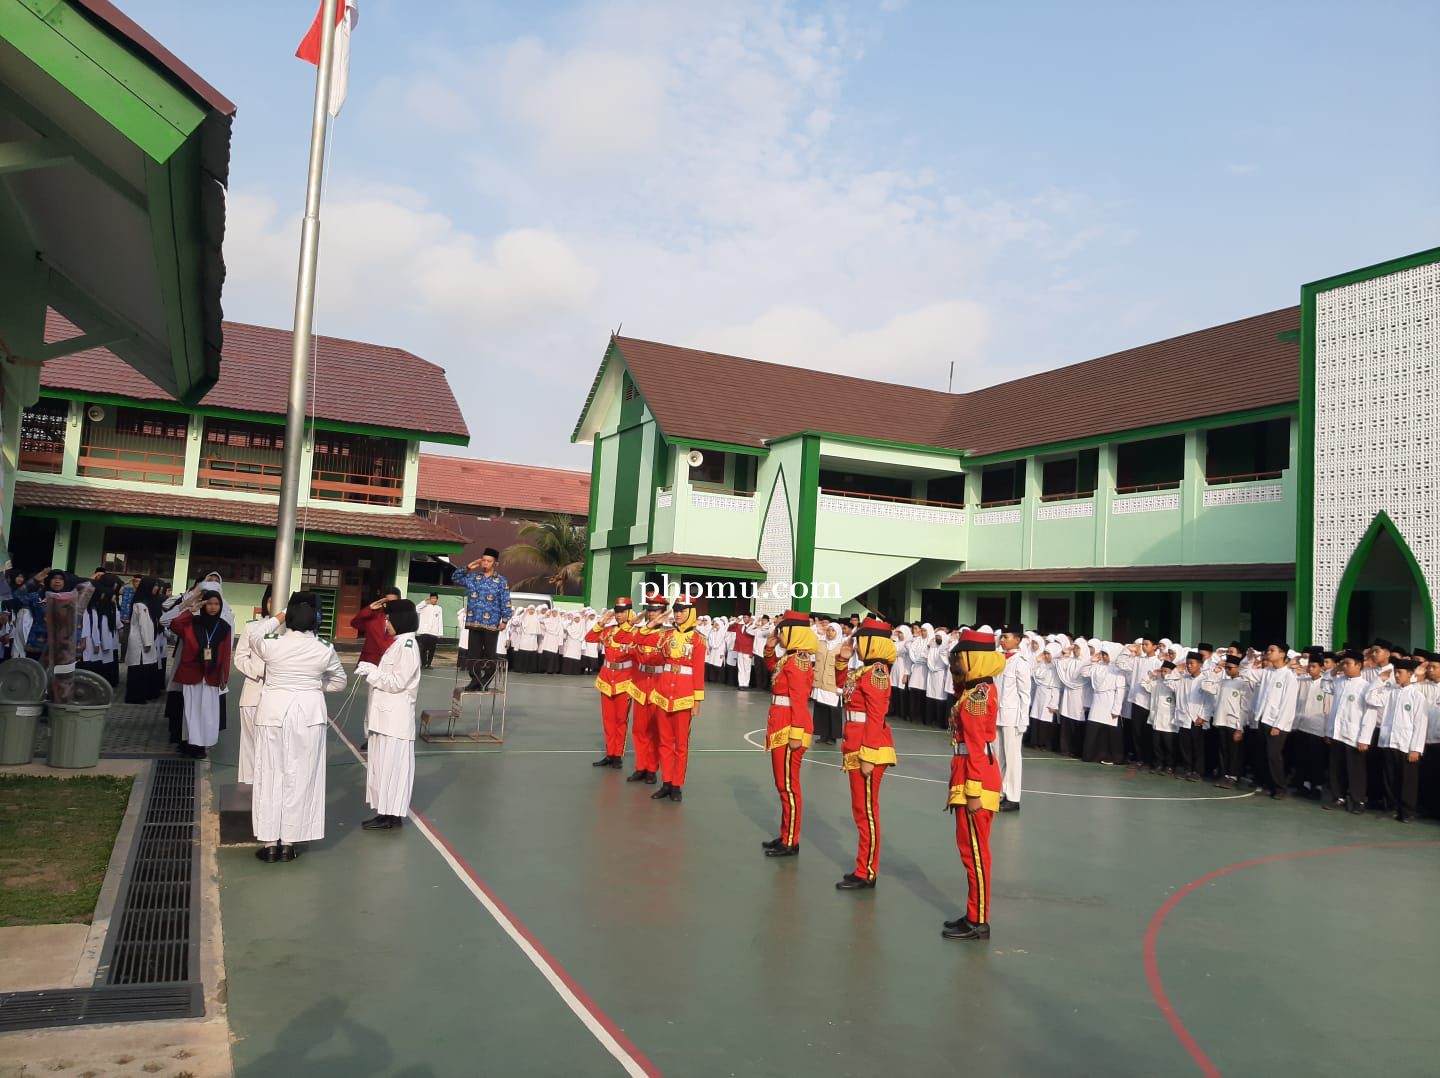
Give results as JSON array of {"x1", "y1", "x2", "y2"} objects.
[{"x1": 573, "y1": 248, "x2": 1439, "y2": 651}]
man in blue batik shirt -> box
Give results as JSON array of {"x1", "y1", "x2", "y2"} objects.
[{"x1": 452, "y1": 547, "x2": 513, "y2": 691}]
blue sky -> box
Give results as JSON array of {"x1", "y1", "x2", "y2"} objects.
[{"x1": 123, "y1": 0, "x2": 1439, "y2": 468}]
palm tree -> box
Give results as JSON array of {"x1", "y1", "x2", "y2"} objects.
[{"x1": 504, "y1": 514, "x2": 587, "y2": 594}]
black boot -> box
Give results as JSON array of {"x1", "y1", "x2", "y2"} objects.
[
  {"x1": 593, "y1": 754, "x2": 615, "y2": 767},
  {"x1": 651, "y1": 783, "x2": 673, "y2": 800},
  {"x1": 835, "y1": 873, "x2": 875, "y2": 890},
  {"x1": 278, "y1": 844, "x2": 303, "y2": 862},
  {"x1": 362, "y1": 814, "x2": 388, "y2": 829},
  {"x1": 644, "y1": 771, "x2": 658, "y2": 785},
  {"x1": 761, "y1": 837, "x2": 783, "y2": 850},
  {"x1": 765, "y1": 843, "x2": 799, "y2": 858},
  {"x1": 668, "y1": 786, "x2": 682, "y2": 802},
  {"x1": 256, "y1": 843, "x2": 283, "y2": 863},
  {"x1": 626, "y1": 769, "x2": 648, "y2": 782},
  {"x1": 942, "y1": 919, "x2": 990, "y2": 940},
  {"x1": 608, "y1": 757, "x2": 624, "y2": 769}
]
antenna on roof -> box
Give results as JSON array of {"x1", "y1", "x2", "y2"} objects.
[
  {"x1": 948, "y1": 361, "x2": 954, "y2": 394},
  {"x1": 612, "y1": 322, "x2": 623, "y2": 339}
]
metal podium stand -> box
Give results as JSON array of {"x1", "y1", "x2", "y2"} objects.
[{"x1": 420, "y1": 659, "x2": 507, "y2": 744}]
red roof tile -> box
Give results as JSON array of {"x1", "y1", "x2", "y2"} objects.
[
  {"x1": 596, "y1": 307, "x2": 1300, "y2": 458},
  {"x1": 416, "y1": 455, "x2": 590, "y2": 516},
  {"x1": 13, "y1": 482, "x2": 464, "y2": 549},
  {"x1": 41, "y1": 313, "x2": 469, "y2": 442}
]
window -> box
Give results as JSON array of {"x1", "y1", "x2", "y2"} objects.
[
  {"x1": 689, "y1": 451, "x2": 725, "y2": 487},
  {"x1": 1115, "y1": 435, "x2": 1184, "y2": 492},
  {"x1": 979, "y1": 461, "x2": 1025, "y2": 506},
  {"x1": 301, "y1": 567, "x2": 341, "y2": 587},
  {"x1": 114, "y1": 408, "x2": 187, "y2": 440},
  {"x1": 819, "y1": 469, "x2": 913, "y2": 501},
  {"x1": 1204, "y1": 418, "x2": 1289, "y2": 483},
  {"x1": 1041, "y1": 449, "x2": 1098, "y2": 500},
  {"x1": 925, "y1": 473, "x2": 967, "y2": 506},
  {"x1": 311, "y1": 431, "x2": 404, "y2": 505},
  {"x1": 204, "y1": 418, "x2": 285, "y2": 452},
  {"x1": 18, "y1": 400, "x2": 67, "y2": 473}
]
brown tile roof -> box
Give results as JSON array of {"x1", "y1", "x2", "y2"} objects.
[
  {"x1": 417, "y1": 455, "x2": 590, "y2": 516},
  {"x1": 598, "y1": 307, "x2": 1300, "y2": 457},
  {"x1": 13, "y1": 482, "x2": 464, "y2": 549},
  {"x1": 607, "y1": 337, "x2": 958, "y2": 450},
  {"x1": 41, "y1": 313, "x2": 469, "y2": 442},
  {"x1": 627, "y1": 552, "x2": 767, "y2": 575},
  {"x1": 941, "y1": 564, "x2": 1296, "y2": 587}
]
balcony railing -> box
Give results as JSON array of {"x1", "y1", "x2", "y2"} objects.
[
  {"x1": 977, "y1": 497, "x2": 1022, "y2": 509},
  {"x1": 690, "y1": 485, "x2": 756, "y2": 498},
  {"x1": 821, "y1": 487, "x2": 965, "y2": 510},
  {"x1": 310, "y1": 468, "x2": 403, "y2": 506},
  {"x1": 1039, "y1": 490, "x2": 1095, "y2": 503},
  {"x1": 200, "y1": 458, "x2": 283, "y2": 494},
  {"x1": 1114, "y1": 480, "x2": 1181, "y2": 495},
  {"x1": 77, "y1": 445, "x2": 184, "y2": 485},
  {"x1": 1204, "y1": 470, "x2": 1283, "y2": 486},
  {"x1": 18, "y1": 446, "x2": 63, "y2": 474}
]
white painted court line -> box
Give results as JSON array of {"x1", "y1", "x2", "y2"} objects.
[
  {"x1": 327, "y1": 699, "x2": 660, "y2": 1077},
  {"x1": 740, "y1": 730, "x2": 1258, "y2": 803}
]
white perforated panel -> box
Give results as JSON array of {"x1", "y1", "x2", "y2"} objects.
[
  {"x1": 974, "y1": 509, "x2": 1022, "y2": 526},
  {"x1": 655, "y1": 492, "x2": 672, "y2": 509},
  {"x1": 690, "y1": 492, "x2": 754, "y2": 513},
  {"x1": 1312, "y1": 260, "x2": 1440, "y2": 647},
  {"x1": 1037, "y1": 501, "x2": 1094, "y2": 521},
  {"x1": 1203, "y1": 484, "x2": 1283, "y2": 507},
  {"x1": 755, "y1": 474, "x2": 794, "y2": 616},
  {"x1": 818, "y1": 494, "x2": 964, "y2": 525},
  {"x1": 1111, "y1": 493, "x2": 1179, "y2": 515}
]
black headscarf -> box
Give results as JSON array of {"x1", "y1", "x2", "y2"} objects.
[
  {"x1": 191, "y1": 586, "x2": 226, "y2": 675},
  {"x1": 136, "y1": 577, "x2": 166, "y2": 628},
  {"x1": 45, "y1": 568, "x2": 83, "y2": 593},
  {"x1": 287, "y1": 591, "x2": 320, "y2": 633},
  {"x1": 386, "y1": 599, "x2": 419, "y2": 635},
  {"x1": 260, "y1": 584, "x2": 274, "y2": 619},
  {"x1": 89, "y1": 574, "x2": 123, "y2": 633}
]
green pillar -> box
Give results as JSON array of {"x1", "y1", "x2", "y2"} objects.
[
  {"x1": 1019, "y1": 454, "x2": 1039, "y2": 567},
  {"x1": 50, "y1": 516, "x2": 73, "y2": 571},
  {"x1": 172, "y1": 529, "x2": 192, "y2": 589},
  {"x1": 1178, "y1": 590, "x2": 1199, "y2": 644},
  {"x1": 1286, "y1": 589, "x2": 1296, "y2": 646},
  {"x1": 1093, "y1": 590, "x2": 1113, "y2": 641},
  {"x1": 1179, "y1": 430, "x2": 1203, "y2": 562},
  {"x1": 1021, "y1": 591, "x2": 1038, "y2": 631},
  {"x1": 394, "y1": 548, "x2": 412, "y2": 593},
  {"x1": 1093, "y1": 443, "x2": 1115, "y2": 565},
  {"x1": 401, "y1": 441, "x2": 420, "y2": 512}
]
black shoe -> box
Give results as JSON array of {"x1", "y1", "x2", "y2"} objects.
[
  {"x1": 761, "y1": 837, "x2": 783, "y2": 850},
  {"x1": 362, "y1": 814, "x2": 389, "y2": 829},
  {"x1": 651, "y1": 784, "x2": 673, "y2": 800},
  {"x1": 358, "y1": 739, "x2": 369, "y2": 752},
  {"x1": 608, "y1": 757, "x2": 624, "y2": 769},
  {"x1": 1347, "y1": 802, "x2": 1367, "y2": 815},
  {"x1": 942, "y1": 915, "x2": 970, "y2": 930},
  {"x1": 463, "y1": 681, "x2": 485, "y2": 693},
  {"x1": 942, "y1": 921, "x2": 990, "y2": 941},
  {"x1": 1270, "y1": 789, "x2": 1288, "y2": 800},
  {"x1": 1185, "y1": 771, "x2": 1200, "y2": 782},
  {"x1": 644, "y1": 771, "x2": 658, "y2": 785},
  {"x1": 835, "y1": 873, "x2": 876, "y2": 890},
  {"x1": 668, "y1": 787, "x2": 683, "y2": 802},
  {"x1": 1396, "y1": 814, "x2": 1412, "y2": 823},
  {"x1": 593, "y1": 755, "x2": 615, "y2": 767},
  {"x1": 626, "y1": 769, "x2": 647, "y2": 782},
  {"x1": 256, "y1": 844, "x2": 282, "y2": 863},
  {"x1": 998, "y1": 800, "x2": 1019, "y2": 813},
  {"x1": 765, "y1": 844, "x2": 799, "y2": 858},
  {"x1": 277, "y1": 844, "x2": 302, "y2": 862}
]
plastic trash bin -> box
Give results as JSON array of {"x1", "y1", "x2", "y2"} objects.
[
  {"x1": 0, "y1": 702, "x2": 42, "y2": 765},
  {"x1": 47, "y1": 704, "x2": 108, "y2": 769}
]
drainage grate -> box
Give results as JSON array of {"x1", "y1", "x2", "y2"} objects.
[
  {"x1": 101, "y1": 758, "x2": 202, "y2": 986},
  {"x1": 0, "y1": 984, "x2": 202, "y2": 1032}
]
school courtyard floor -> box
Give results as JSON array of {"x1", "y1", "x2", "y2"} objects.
[{"x1": 209, "y1": 666, "x2": 1440, "y2": 1078}]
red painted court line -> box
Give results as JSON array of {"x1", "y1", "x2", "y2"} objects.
[
  {"x1": 328, "y1": 719, "x2": 663, "y2": 1077},
  {"x1": 1144, "y1": 840, "x2": 1440, "y2": 1078}
]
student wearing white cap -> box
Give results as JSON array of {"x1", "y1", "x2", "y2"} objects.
[{"x1": 994, "y1": 624, "x2": 1032, "y2": 810}]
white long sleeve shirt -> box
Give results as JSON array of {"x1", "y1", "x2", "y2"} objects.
[
  {"x1": 1375, "y1": 682, "x2": 1427, "y2": 754},
  {"x1": 1327, "y1": 675, "x2": 1377, "y2": 747},
  {"x1": 996, "y1": 650, "x2": 1033, "y2": 729},
  {"x1": 1246, "y1": 665, "x2": 1300, "y2": 733}
]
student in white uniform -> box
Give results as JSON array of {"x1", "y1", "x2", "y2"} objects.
[
  {"x1": 1053, "y1": 638, "x2": 1091, "y2": 757},
  {"x1": 581, "y1": 609, "x2": 601, "y2": 674},
  {"x1": 1243, "y1": 641, "x2": 1300, "y2": 798},
  {"x1": 924, "y1": 629, "x2": 953, "y2": 728},
  {"x1": 561, "y1": 612, "x2": 586, "y2": 675},
  {"x1": 537, "y1": 608, "x2": 562, "y2": 674},
  {"x1": 1374, "y1": 657, "x2": 1426, "y2": 822},
  {"x1": 706, "y1": 618, "x2": 727, "y2": 682},
  {"x1": 231, "y1": 586, "x2": 273, "y2": 785},
  {"x1": 1290, "y1": 650, "x2": 1331, "y2": 797},
  {"x1": 1030, "y1": 641, "x2": 1063, "y2": 751},
  {"x1": 994, "y1": 624, "x2": 1032, "y2": 809},
  {"x1": 1148, "y1": 658, "x2": 1180, "y2": 774},
  {"x1": 356, "y1": 599, "x2": 421, "y2": 830},
  {"x1": 239, "y1": 592, "x2": 347, "y2": 863},
  {"x1": 417, "y1": 594, "x2": 445, "y2": 669},
  {"x1": 1324, "y1": 649, "x2": 1375, "y2": 814},
  {"x1": 907, "y1": 625, "x2": 931, "y2": 722}
]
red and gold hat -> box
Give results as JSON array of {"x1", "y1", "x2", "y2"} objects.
[
  {"x1": 953, "y1": 627, "x2": 997, "y2": 652},
  {"x1": 613, "y1": 596, "x2": 633, "y2": 609}
]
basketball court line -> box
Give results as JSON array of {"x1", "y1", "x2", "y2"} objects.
[
  {"x1": 741, "y1": 729, "x2": 1258, "y2": 802},
  {"x1": 325, "y1": 703, "x2": 661, "y2": 1077}
]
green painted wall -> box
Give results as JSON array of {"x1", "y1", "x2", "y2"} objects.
[
  {"x1": 815, "y1": 497, "x2": 966, "y2": 562},
  {"x1": 1029, "y1": 511, "x2": 1096, "y2": 568}
]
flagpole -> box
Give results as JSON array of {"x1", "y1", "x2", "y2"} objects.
[{"x1": 272, "y1": 0, "x2": 340, "y2": 611}]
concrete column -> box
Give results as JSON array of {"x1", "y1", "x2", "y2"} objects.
[
  {"x1": 1178, "y1": 590, "x2": 1199, "y2": 644},
  {"x1": 1093, "y1": 443, "x2": 1114, "y2": 565},
  {"x1": 61, "y1": 400, "x2": 83, "y2": 476},
  {"x1": 172, "y1": 530, "x2": 192, "y2": 589},
  {"x1": 401, "y1": 441, "x2": 420, "y2": 512},
  {"x1": 1179, "y1": 431, "x2": 1203, "y2": 562},
  {"x1": 1093, "y1": 590, "x2": 1113, "y2": 641},
  {"x1": 1020, "y1": 590, "x2": 1039, "y2": 632},
  {"x1": 50, "y1": 516, "x2": 73, "y2": 570},
  {"x1": 1020, "y1": 455, "x2": 1039, "y2": 568},
  {"x1": 182, "y1": 413, "x2": 203, "y2": 488},
  {"x1": 393, "y1": 548, "x2": 412, "y2": 592}
]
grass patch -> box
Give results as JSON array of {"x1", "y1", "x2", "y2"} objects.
[{"x1": 0, "y1": 774, "x2": 133, "y2": 927}]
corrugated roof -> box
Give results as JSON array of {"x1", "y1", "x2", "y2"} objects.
[
  {"x1": 40, "y1": 312, "x2": 469, "y2": 441},
  {"x1": 13, "y1": 482, "x2": 464, "y2": 548},
  {"x1": 941, "y1": 564, "x2": 1296, "y2": 586},
  {"x1": 599, "y1": 307, "x2": 1300, "y2": 457},
  {"x1": 417, "y1": 455, "x2": 590, "y2": 516}
]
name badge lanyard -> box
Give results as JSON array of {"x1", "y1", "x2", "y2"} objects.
[{"x1": 202, "y1": 621, "x2": 222, "y2": 663}]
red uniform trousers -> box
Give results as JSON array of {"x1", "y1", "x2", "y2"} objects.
[
  {"x1": 849, "y1": 766, "x2": 885, "y2": 880},
  {"x1": 771, "y1": 741, "x2": 805, "y2": 845},
  {"x1": 630, "y1": 675, "x2": 659, "y2": 772},
  {"x1": 657, "y1": 707, "x2": 692, "y2": 785},
  {"x1": 601, "y1": 691, "x2": 631, "y2": 758},
  {"x1": 955, "y1": 799, "x2": 993, "y2": 925}
]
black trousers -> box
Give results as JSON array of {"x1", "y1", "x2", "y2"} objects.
[
  {"x1": 1326, "y1": 741, "x2": 1369, "y2": 807},
  {"x1": 1032, "y1": 720, "x2": 1058, "y2": 752},
  {"x1": 1177, "y1": 725, "x2": 1201, "y2": 774},
  {"x1": 1083, "y1": 721, "x2": 1121, "y2": 764},
  {"x1": 1217, "y1": 726, "x2": 1245, "y2": 779},
  {"x1": 1382, "y1": 748, "x2": 1419, "y2": 819},
  {"x1": 813, "y1": 701, "x2": 842, "y2": 742},
  {"x1": 465, "y1": 627, "x2": 499, "y2": 688},
  {"x1": 1152, "y1": 730, "x2": 1176, "y2": 770},
  {"x1": 1059, "y1": 716, "x2": 1083, "y2": 757},
  {"x1": 1259, "y1": 724, "x2": 1288, "y2": 792},
  {"x1": 1286, "y1": 730, "x2": 1328, "y2": 793},
  {"x1": 909, "y1": 688, "x2": 928, "y2": 723},
  {"x1": 417, "y1": 634, "x2": 438, "y2": 669},
  {"x1": 1129, "y1": 705, "x2": 1151, "y2": 765}
]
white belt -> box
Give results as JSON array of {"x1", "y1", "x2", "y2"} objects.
[
  {"x1": 845, "y1": 711, "x2": 866, "y2": 723},
  {"x1": 604, "y1": 661, "x2": 634, "y2": 671},
  {"x1": 954, "y1": 743, "x2": 968, "y2": 756},
  {"x1": 772, "y1": 694, "x2": 789, "y2": 706}
]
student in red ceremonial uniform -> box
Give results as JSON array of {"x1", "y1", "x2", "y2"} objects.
[
  {"x1": 943, "y1": 628, "x2": 1004, "y2": 940},
  {"x1": 585, "y1": 597, "x2": 635, "y2": 768},
  {"x1": 626, "y1": 598, "x2": 668, "y2": 785},
  {"x1": 761, "y1": 610, "x2": 817, "y2": 858},
  {"x1": 836, "y1": 618, "x2": 898, "y2": 890},
  {"x1": 648, "y1": 596, "x2": 705, "y2": 802}
]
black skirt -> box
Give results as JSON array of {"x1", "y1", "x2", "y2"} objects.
[
  {"x1": 125, "y1": 662, "x2": 164, "y2": 703},
  {"x1": 166, "y1": 690, "x2": 184, "y2": 742},
  {"x1": 561, "y1": 656, "x2": 583, "y2": 675},
  {"x1": 79, "y1": 659, "x2": 121, "y2": 687}
]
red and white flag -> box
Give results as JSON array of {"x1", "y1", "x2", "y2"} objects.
[{"x1": 296, "y1": 1, "x2": 359, "y2": 116}]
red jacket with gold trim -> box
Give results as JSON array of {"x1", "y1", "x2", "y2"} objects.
[
  {"x1": 586, "y1": 621, "x2": 634, "y2": 697},
  {"x1": 948, "y1": 679, "x2": 1002, "y2": 811},
  {"x1": 649, "y1": 628, "x2": 705, "y2": 712},
  {"x1": 841, "y1": 661, "x2": 896, "y2": 770},
  {"x1": 629, "y1": 623, "x2": 665, "y2": 704},
  {"x1": 766, "y1": 650, "x2": 814, "y2": 749}
]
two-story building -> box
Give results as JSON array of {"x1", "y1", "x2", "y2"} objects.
[
  {"x1": 573, "y1": 247, "x2": 1440, "y2": 650},
  {"x1": 12, "y1": 315, "x2": 469, "y2": 637}
]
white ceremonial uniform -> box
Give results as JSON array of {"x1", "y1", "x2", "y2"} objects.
[
  {"x1": 995, "y1": 648, "x2": 1033, "y2": 803},
  {"x1": 238, "y1": 618, "x2": 347, "y2": 844},
  {"x1": 1375, "y1": 682, "x2": 1426, "y2": 754},
  {"x1": 1086, "y1": 662, "x2": 1125, "y2": 726},
  {"x1": 232, "y1": 618, "x2": 269, "y2": 784},
  {"x1": 1328, "y1": 675, "x2": 1377, "y2": 747},
  {"x1": 358, "y1": 631, "x2": 422, "y2": 817},
  {"x1": 124, "y1": 604, "x2": 161, "y2": 666},
  {"x1": 418, "y1": 602, "x2": 445, "y2": 638}
]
